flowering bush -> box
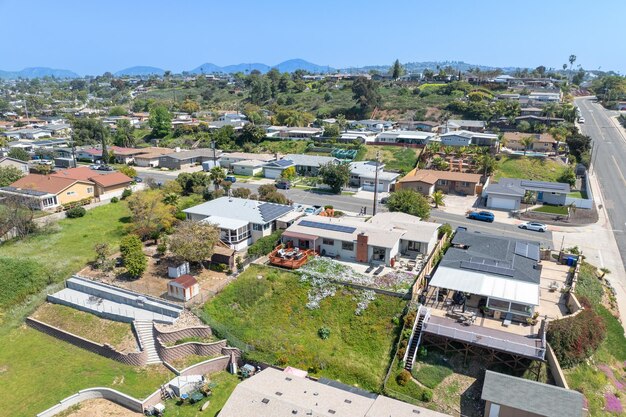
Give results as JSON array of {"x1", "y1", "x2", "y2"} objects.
[
  {"x1": 355, "y1": 290, "x2": 377, "y2": 315},
  {"x1": 605, "y1": 393, "x2": 623, "y2": 413}
]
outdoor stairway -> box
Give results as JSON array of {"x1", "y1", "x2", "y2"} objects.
[
  {"x1": 135, "y1": 320, "x2": 161, "y2": 364},
  {"x1": 404, "y1": 306, "x2": 430, "y2": 372}
]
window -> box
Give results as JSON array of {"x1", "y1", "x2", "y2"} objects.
[
  {"x1": 252, "y1": 224, "x2": 263, "y2": 231},
  {"x1": 263, "y1": 222, "x2": 271, "y2": 230},
  {"x1": 87, "y1": 187, "x2": 93, "y2": 193},
  {"x1": 341, "y1": 241, "x2": 354, "y2": 251},
  {"x1": 42, "y1": 197, "x2": 56, "y2": 207},
  {"x1": 66, "y1": 191, "x2": 76, "y2": 196},
  {"x1": 322, "y1": 238, "x2": 334, "y2": 246},
  {"x1": 462, "y1": 182, "x2": 470, "y2": 187},
  {"x1": 437, "y1": 180, "x2": 447, "y2": 186},
  {"x1": 408, "y1": 241, "x2": 422, "y2": 252}
]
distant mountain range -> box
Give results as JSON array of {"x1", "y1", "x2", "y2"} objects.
[{"x1": 0, "y1": 59, "x2": 536, "y2": 79}]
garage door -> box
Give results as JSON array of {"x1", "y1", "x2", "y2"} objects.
[
  {"x1": 264, "y1": 168, "x2": 281, "y2": 179},
  {"x1": 489, "y1": 196, "x2": 518, "y2": 210}
]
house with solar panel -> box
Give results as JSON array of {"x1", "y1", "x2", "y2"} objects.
[
  {"x1": 482, "y1": 178, "x2": 570, "y2": 210},
  {"x1": 280, "y1": 212, "x2": 441, "y2": 267},
  {"x1": 182, "y1": 196, "x2": 294, "y2": 250}
]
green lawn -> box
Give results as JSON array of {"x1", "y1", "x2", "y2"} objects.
[
  {"x1": 31, "y1": 303, "x2": 135, "y2": 351},
  {"x1": 163, "y1": 372, "x2": 239, "y2": 417},
  {"x1": 364, "y1": 145, "x2": 421, "y2": 174},
  {"x1": 532, "y1": 205, "x2": 569, "y2": 215},
  {"x1": 202, "y1": 265, "x2": 405, "y2": 391},
  {"x1": 0, "y1": 327, "x2": 172, "y2": 417},
  {"x1": 494, "y1": 155, "x2": 567, "y2": 182},
  {"x1": 259, "y1": 139, "x2": 311, "y2": 155},
  {"x1": 170, "y1": 354, "x2": 219, "y2": 371},
  {"x1": 0, "y1": 202, "x2": 130, "y2": 315},
  {"x1": 567, "y1": 190, "x2": 584, "y2": 199},
  {"x1": 411, "y1": 357, "x2": 453, "y2": 389}
]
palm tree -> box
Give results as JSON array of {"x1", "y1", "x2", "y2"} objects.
[
  {"x1": 569, "y1": 55, "x2": 577, "y2": 75},
  {"x1": 477, "y1": 154, "x2": 497, "y2": 177},
  {"x1": 209, "y1": 166, "x2": 225, "y2": 191},
  {"x1": 432, "y1": 190, "x2": 445, "y2": 208},
  {"x1": 567, "y1": 202, "x2": 577, "y2": 220},
  {"x1": 521, "y1": 136, "x2": 536, "y2": 155}
]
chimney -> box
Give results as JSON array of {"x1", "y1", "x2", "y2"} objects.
[{"x1": 356, "y1": 233, "x2": 369, "y2": 263}]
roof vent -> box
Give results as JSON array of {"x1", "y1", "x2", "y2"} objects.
[
  {"x1": 276, "y1": 391, "x2": 283, "y2": 396},
  {"x1": 262, "y1": 398, "x2": 270, "y2": 404},
  {"x1": 344, "y1": 399, "x2": 352, "y2": 404},
  {"x1": 328, "y1": 410, "x2": 336, "y2": 415}
]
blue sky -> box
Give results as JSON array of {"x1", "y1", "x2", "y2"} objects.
[{"x1": 1, "y1": 0, "x2": 624, "y2": 75}]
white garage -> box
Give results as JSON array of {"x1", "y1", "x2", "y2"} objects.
[
  {"x1": 263, "y1": 159, "x2": 295, "y2": 179},
  {"x1": 483, "y1": 182, "x2": 526, "y2": 211},
  {"x1": 487, "y1": 195, "x2": 520, "y2": 210}
]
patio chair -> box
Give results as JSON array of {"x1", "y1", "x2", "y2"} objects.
[{"x1": 502, "y1": 312, "x2": 512, "y2": 327}]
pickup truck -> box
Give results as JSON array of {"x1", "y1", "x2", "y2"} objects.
[
  {"x1": 304, "y1": 205, "x2": 323, "y2": 216},
  {"x1": 467, "y1": 211, "x2": 495, "y2": 223}
]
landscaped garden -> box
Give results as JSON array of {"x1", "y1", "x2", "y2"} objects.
[
  {"x1": 201, "y1": 264, "x2": 406, "y2": 391},
  {"x1": 494, "y1": 155, "x2": 568, "y2": 182},
  {"x1": 0, "y1": 327, "x2": 172, "y2": 417},
  {"x1": 532, "y1": 205, "x2": 569, "y2": 215}
]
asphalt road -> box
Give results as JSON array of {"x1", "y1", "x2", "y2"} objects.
[{"x1": 575, "y1": 97, "x2": 626, "y2": 266}]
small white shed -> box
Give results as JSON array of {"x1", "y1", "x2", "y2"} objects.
[{"x1": 168, "y1": 274, "x2": 200, "y2": 301}]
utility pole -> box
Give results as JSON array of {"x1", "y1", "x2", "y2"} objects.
[
  {"x1": 211, "y1": 140, "x2": 217, "y2": 167},
  {"x1": 372, "y1": 150, "x2": 380, "y2": 216}
]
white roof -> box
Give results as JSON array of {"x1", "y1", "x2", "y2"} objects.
[
  {"x1": 200, "y1": 215, "x2": 248, "y2": 230},
  {"x1": 232, "y1": 159, "x2": 266, "y2": 168},
  {"x1": 377, "y1": 130, "x2": 434, "y2": 140},
  {"x1": 368, "y1": 212, "x2": 441, "y2": 243},
  {"x1": 184, "y1": 197, "x2": 293, "y2": 225},
  {"x1": 429, "y1": 266, "x2": 539, "y2": 306}
]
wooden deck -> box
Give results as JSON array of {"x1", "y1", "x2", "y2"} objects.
[{"x1": 268, "y1": 247, "x2": 316, "y2": 269}]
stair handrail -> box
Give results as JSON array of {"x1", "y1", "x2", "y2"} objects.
[
  {"x1": 402, "y1": 304, "x2": 423, "y2": 364},
  {"x1": 408, "y1": 308, "x2": 431, "y2": 369}
]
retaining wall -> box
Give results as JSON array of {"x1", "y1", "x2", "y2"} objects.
[
  {"x1": 179, "y1": 355, "x2": 231, "y2": 376},
  {"x1": 37, "y1": 387, "x2": 145, "y2": 417},
  {"x1": 154, "y1": 325, "x2": 213, "y2": 344},
  {"x1": 546, "y1": 343, "x2": 569, "y2": 389},
  {"x1": 156, "y1": 338, "x2": 228, "y2": 364},
  {"x1": 26, "y1": 317, "x2": 146, "y2": 366}
]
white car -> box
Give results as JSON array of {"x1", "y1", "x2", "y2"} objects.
[
  {"x1": 519, "y1": 222, "x2": 548, "y2": 232},
  {"x1": 579, "y1": 117, "x2": 585, "y2": 124}
]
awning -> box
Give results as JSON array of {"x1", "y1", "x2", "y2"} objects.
[
  {"x1": 282, "y1": 231, "x2": 318, "y2": 240},
  {"x1": 429, "y1": 266, "x2": 539, "y2": 306}
]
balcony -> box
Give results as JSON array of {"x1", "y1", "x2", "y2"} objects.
[{"x1": 268, "y1": 245, "x2": 316, "y2": 270}]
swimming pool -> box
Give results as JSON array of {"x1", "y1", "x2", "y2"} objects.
[{"x1": 508, "y1": 151, "x2": 548, "y2": 157}]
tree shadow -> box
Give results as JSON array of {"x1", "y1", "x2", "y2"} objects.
[
  {"x1": 460, "y1": 377, "x2": 485, "y2": 417},
  {"x1": 119, "y1": 216, "x2": 132, "y2": 224}
]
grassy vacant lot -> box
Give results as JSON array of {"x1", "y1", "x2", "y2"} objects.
[
  {"x1": 494, "y1": 155, "x2": 566, "y2": 182},
  {"x1": 0, "y1": 327, "x2": 171, "y2": 417},
  {"x1": 364, "y1": 145, "x2": 421, "y2": 174},
  {"x1": 170, "y1": 354, "x2": 219, "y2": 371},
  {"x1": 202, "y1": 265, "x2": 405, "y2": 391},
  {"x1": 258, "y1": 139, "x2": 311, "y2": 155},
  {"x1": 32, "y1": 303, "x2": 136, "y2": 351},
  {"x1": 564, "y1": 263, "x2": 626, "y2": 416},
  {"x1": 532, "y1": 205, "x2": 569, "y2": 215},
  {"x1": 0, "y1": 202, "x2": 130, "y2": 314},
  {"x1": 163, "y1": 372, "x2": 239, "y2": 417}
]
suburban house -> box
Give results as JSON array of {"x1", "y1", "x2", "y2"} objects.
[
  {"x1": 281, "y1": 212, "x2": 441, "y2": 266},
  {"x1": 397, "y1": 168, "x2": 486, "y2": 196},
  {"x1": 481, "y1": 370, "x2": 584, "y2": 417},
  {"x1": 183, "y1": 197, "x2": 294, "y2": 250},
  {"x1": 266, "y1": 126, "x2": 322, "y2": 139},
  {"x1": 519, "y1": 107, "x2": 544, "y2": 116},
  {"x1": 375, "y1": 130, "x2": 435, "y2": 146},
  {"x1": 338, "y1": 130, "x2": 378, "y2": 144},
  {"x1": 283, "y1": 154, "x2": 339, "y2": 176},
  {"x1": 51, "y1": 167, "x2": 133, "y2": 199},
  {"x1": 76, "y1": 146, "x2": 146, "y2": 164},
  {"x1": 483, "y1": 178, "x2": 570, "y2": 210},
  {"x1": 502, "y1": 132, "x2": 557, "y2": 153},
  {"x1": 232, "y1": 159, "x2": 266, "y2": 176},
  {"x1": 219, "y1": 152, "x2": 277, "y2": 169},
  {"x1": 218, "y1": 367, "x2": 450, "y2": 417},
  {"x1": 133, "y1": 147, "x2": 175, "y2": 167},
  {"x1": 397, "y1": 120, "x2": 439, "y2": 132},
  {"x1": 167, "y1": 274, "x2": 200, "y2": 302},
  {"x1": 444, "y1": 120, "x2": 486, "y2": 132},
  {"x1": 348, "y1": 161, "x2": 400, "y2": 192},
  {"x1": 1, "y1": 174, "x2": 95, "y2": 210},
  {"x1": 158, "y1": 148, "x2": 222, "y2": 170},
  {"x1": 263, "y1": 159, "x2": 296, "y2": 179},
  {"x1": 0, "y1": 156, "x2": 29, "y2": 174},
  {"x1": 439, "y1": 131, "x2": 499, "y2": 147},
  {"x1": 352, "y1": 119, "x2": 395, "y2": 132},
  {"x1": 429, "y1": 230, "x2": 542, "y2": 321}
]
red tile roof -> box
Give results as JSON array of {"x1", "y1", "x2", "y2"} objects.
[
  {"x1": 52, "y1": 166, "x2": 133, "y2": 188},
  {"x1": 90, "y1": 172, "x2": 133, "y2": 188},
  {"x1": 10, "y1": 174, "x2": 86, "y2": 195}
]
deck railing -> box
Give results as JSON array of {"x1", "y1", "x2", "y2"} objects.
[{"x1": 268, "y1": 247, "x2": 315, "y2": 269}]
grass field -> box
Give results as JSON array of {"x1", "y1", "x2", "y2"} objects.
[
  {"x1": 163, "y1": 372, "x2": 239, "y2": 417},
  {"x1": 0, "y1": 327, "x2": 172, "y2": 417},
  {"x1": 31, "y1": 303, "x2": 135, "y2": 351},
  {"x1": 411, "y1": 358, "x2": 454, "y2": 389},
  {"x1": 202, "y1": 265, "x2": 405, "y2": 391},
  {"x1": 532, "y1": 205, "x2": 569, "y2": 215},
  {"x1": 364, "y1": 145, "x2": 421, "y2": 174},
  {"x1": 170, "y1": 354, "x2": 220, "y2": 371},
  {"x1": 0, "y1": 202, "x2": 130, "y2": 314},
  {"x1": 494, "y1": 156, "x2": 566, "y2": 182}
]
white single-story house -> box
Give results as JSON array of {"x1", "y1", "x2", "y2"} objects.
[
  {"x1": 375, "y1": 130, "x2": 435, "y2": 145},
  {"x1": 282, "y1": 212, "x2": 441, "y2": 266},
  {"x1": 283, "y1": 154, "x2": 339, "y2": 176},
  {"x1": 183, "y1": 197, "x2": 294, "y2": 250},
  {"x1": 348, "y1": 161, "x2": 399, "y2": 192},
  {"x1": 266, "y1": 126, "x2": 323, "y2": 140},
  {"x1": 263, "y1": 159, "x2": 296, "y2": 179},
  {"x1": 232, "y1": 159, "x2": 265, "y2": 176},
  {"x1": 483, "y1": 178, "x2": 570, "y2": 210},
  {"x1": 439, "y1": 130, "x2": 499, "y2": 147},
  {"x1": 167, "y1": 274, "x2": 200, "y2": 301},
  {"x1": 219, "y1": 152, "x2": 277, "y2": 169}
]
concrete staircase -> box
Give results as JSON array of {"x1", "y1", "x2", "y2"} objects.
[{"x1": 135, "y1": 321, "x2": 161, "y2": 364}]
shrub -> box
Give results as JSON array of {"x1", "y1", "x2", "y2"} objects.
[
  {"x1": 396, "y1": 370, "x2": 412, "y2": 386},
  {"x1": 439, "y1": 223, "x2": 453, "y2": 238},
  {"x1": 547, "y1": 308, "x2": 606, "y2": 368},
  {"x1": 121, "y1": 188, "x2": 132, "y2": 200},
  {"x1": 119, "y1": 234, "x2": 143, "y2": 258},
  {"x1": 156, "y1": 241, "x2": 167, "y2": 256},
  {"x1": 65, "y1": 207, "x2": 86, "y2": 218},
  {"x1": 420, "y1": 388, "x2": 433, "y2": 402},
  {"x1": 247, "y1": 229, "x2": 283, "y2": 258},
  {"x1": 110, "y1": 197, "x2": 119, "y2": 203},
  {"x1": 124, "y1": 249, "x2": 146, "y2": 278},
  {"x1": 235, "y1": 256, "x2": 244, "y2": 272},
  {"x1": 318, "y1": 326, "x2": 331, "y2": 340}
]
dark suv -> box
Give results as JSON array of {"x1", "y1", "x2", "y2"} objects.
[{"x1": 276, "y1": 180, "x2": 290, "y2": 190}]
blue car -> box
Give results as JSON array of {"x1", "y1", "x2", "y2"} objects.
[{"x1": 467, "y1": 211, "x2": 495, "y2": 223}]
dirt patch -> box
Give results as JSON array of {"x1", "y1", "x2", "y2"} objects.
[{"x1": 60, "y1": 399, "x2": 142, "y2": 417}]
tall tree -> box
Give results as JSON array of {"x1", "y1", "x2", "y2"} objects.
[
  {"x1": 208, "y1": 166, "x2": 225, "y2": 192},
  {"x1": 169, "y1": 221, "x2": 220, "y2": 264},
  {"x1": 0, "y1": 166, "x2": 25, "y2": 187},
  {"x1": 386, "y1": 189, "x2": 430, "y2": 219},
  {"x1": 351, "y1": 76, "x2": 381, "y2": 118},
  {"x1": 319, "y1": 163, "x2": 350, "y2": 194},
  {"x1": 569, "y1": 54, "x2": 577, "y2": 75},
  {"x1": 126, "y1": 191, "x2": 176, "y2": 241},
  {"x1": 391, "y1": 59, "x2": 404, "y2": 79},
  {"x1": 431, "y1": 190, "x2": 445, "y2": 208},
  {"x1": 148, "y1": 105, "x2": 172, "y2": 137},
  {"x1": 114, "y1": 118, "x2": 136, "y2": 147},
  {"x1": 521, "y1": 136, "x2": 536, "y2": 155}
]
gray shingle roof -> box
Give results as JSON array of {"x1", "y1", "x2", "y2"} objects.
[
  {"x1": 498, "y1": 178, "x2": 570, "y2": 194},
  {"x1": 284, "y1": 154, "x2": 339, "y2": 168},
  {"x1": 481, "y1": 371, "x2": 584, "y2": 417},
  {"x1": 443, "y1": 230, "x2": 541, "y2": 284}
]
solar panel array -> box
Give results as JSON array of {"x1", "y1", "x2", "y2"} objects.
[
  {"x1": 0, "y1": 186, "x2": 49, "y2": 196},
  {"x1": 299, "y1": 220, "x2": 357, "y2": 234},
  {"x1": 460, "y1": 258, "x2": 515, "y2": 277},
  {"x1": 258, "y1": 202, "x2": 293, "y2": 222},
  {"x1": 514, "y1": 241, "x2": 540, "y2": 261},
  {"x1": 520, "y1": 180, "x2": 568, "y2": 191},
  {"x1": 273, "y1": 159, "x2": 294, "y2": 167}
]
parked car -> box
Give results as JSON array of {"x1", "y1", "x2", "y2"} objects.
[
  {"x1": 97, "y1": 165, "x2": 113, "y2": 171},
  {"x1": 304, "y1": 205, "x2": 323, "y2": 216},
  {"x1": 467, "y1": 211, "x2": 495, "y2": 223},
  {"x1": 292, "y1": 203, "x2": 305, "y2": 212},
  {"x1": 89, "y1": 164, "x2": 100, "y2": 170},
  {"x1": 518, "y1": 222, "x2": 548, "y2": 232},
  {"x1": 133, "y1": 176, "x2": 143, "y2": 183},
  {"x1": 579, "y1": 117, "x2": 585, "y2": 124},
  {"x1": 225, "y1": 175, "x2": 237, "y2": 183},
  {"x1": 380, "y1": 196, "x2": 389, "y2": 204},
  {"x1": 276, "y1": 180, "x2": 290, "y2": 190}
]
